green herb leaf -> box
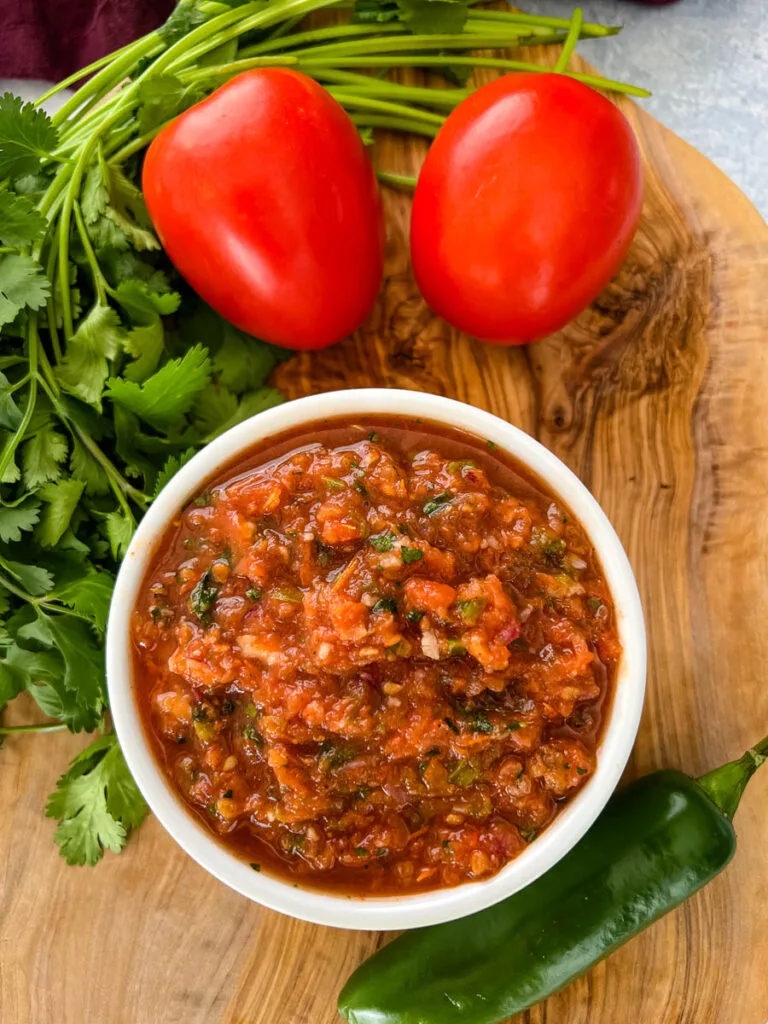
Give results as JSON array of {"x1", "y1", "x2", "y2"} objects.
[
  {"x1": 0, "y1": 186, "x2": 47, "y2": 247},
  {"x1": 211, "y1": 323, "x2": 283, "y2": 395},
  {"x1": 449, "y1": 758, "x2": 479, "y2": 787},
  {"x1": 35, "y1": 479, "x2": 85, "y2": 547},
  {"x1": 105, "y1": 510, "x2": 134, "y2": 560},
  {"x1": 0, "y1": 371, "x2": 23, "y2": 430},
  {"x1": 106, "y1": 344, "x2": 211, "y2": 428},
  {"x1": 23, "y1": 611, "x2": 106, "y2": 723},
  {"x1": 456, "y1": 597, "x2": 485, "y2": 623},
  {"x1": 1, "y1": 558, "x2": 54, "y2": 595},
  {"x1": 153, "y1": 448, "x2": 197, "y2": 497},
  {"x1": 372, "y1": 597, "x2": 398, "y2": 615},
  {"x1": 136, "y1": 74, "x2": 204, "y2": 134},
  {"x1": 46, "y1": 733, "x2": 148, "y2": 866},
  {"x1": 158, "y1": 0, "x2": 209, "y2": 44},
  {"x1": 190, "y1": 568, "x2": 218, "y2": 622},
  {"x1": 0, "y1": 500, "x2": 40, "y2": 542},
  {"x1": 21, "y1": 422, "x2": 68, "y2": 489},
  {"x1": 370, "y1": 532, "x2": 395, "y2": 552},
  {"x1": 469, "y1": 710, "x2": 492, "y2": 734},
  {"x1": 423, "y1": 491, "x2": 453, "y2": 516},
  {"x1": 0, "y1": 253, "x2": 50, "y2": 327},
  {"x1": 401, "y1": 546, "x2": 424, "y2": 563},
  {"x1": 0, "y1": 93, "x2": 58, "y2": 180},
  {"x1": 69, "y1": 437, "x2": 110, "y2": 495},
  {"x1": 51, "y1": 570, "x2": 115, "y2": 633},
  {"x1": 57, "y1": 304, "x2": 128, "y2": 408}
]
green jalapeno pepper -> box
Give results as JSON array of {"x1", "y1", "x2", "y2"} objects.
[{"x1": 339, "y1": 734, "x2": 768, "y2": 1024}]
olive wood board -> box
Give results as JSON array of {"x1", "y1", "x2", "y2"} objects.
[{"x1": 2, "y1": 40, "x2": 767, "y2": 1024}]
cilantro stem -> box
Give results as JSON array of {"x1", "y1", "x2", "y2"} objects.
[
  {"x1": 329, "y1": 91, "x2": 446, "y2": 127},
  {"x1": 555, "y1": 8, "x2": 583, "y2": 74},
  {"x1": 0, "y1": 569, "x2": 94, "y2": 622},
  {"x1": 466, "y1": 7, "x2": 620, "y2": 39},
  {"x1": 299, "y1": 55, "x2": 651, "y2": 97},
  {"x1": 65, "y1": 418, "x2": 149, "y2": 509},
  {"x1": 72, "y1": 201, "x2": 108, "y2": 305},
  {"x1": 161, "y1": 0, "x2": 339, "y2": 75},
  {"x1": 35, "y1": 39, "x2": 147, "y2": 107},
  {"x1": 58, "y1": 144, "x2": 97, "y2": 338},
  {"x1": 178, "y1": 53, "x2": 300, "y2": 85},
  {"x1": 0, "y1": 722, "x2": 68, "y2": 735},
  {"x1": 377, "y1": 171, "x2": 418, "y2": 190},
  {"x1": 108, "y1": 128, "x2": 168, "y2": 165},
  {"x1": 292, "y1": 32, "x2": 533, "y2": 60},
  {"x1": 348, "y1": 113, "x2": 440, "y2": 138},
  {"x1": 323, "y1": 73, "x2": 469, "y2": 109},
  {"x1": 239, "y1": 22, "x2": 408, "y2": 57},
  {"x1": 51, "y1": 35, "x2": 165, "y2": 129},
  {"x1": 44, "y1": 239, "x2": 63, "y2": 364},
  {"x1": 0, "y1": 325, "x2": 38, "y2": 483}
]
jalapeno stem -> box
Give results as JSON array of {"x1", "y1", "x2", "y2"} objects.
[{"x1": 697, "y1": 732, "x2": 768, "y2": 821}]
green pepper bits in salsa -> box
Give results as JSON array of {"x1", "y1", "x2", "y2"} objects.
[{"x1": 132, "y1": 417, "x2": 622, "y2": 894}]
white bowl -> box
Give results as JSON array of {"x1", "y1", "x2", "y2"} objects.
[{"x1": 107, "y1": 388, "x2": 645, "y2": 931}]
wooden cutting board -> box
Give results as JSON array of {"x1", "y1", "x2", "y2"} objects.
[{"x1": 2, "y1": 41, "x2": 767, "y2": 1024}]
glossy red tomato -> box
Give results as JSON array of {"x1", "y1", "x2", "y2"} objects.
[
  {"x1": 143, "y1": 69, "x2": 384, "y2": 350},
  {"x1": 410, "y1": 73, "x2": 643, "y2": 344}
]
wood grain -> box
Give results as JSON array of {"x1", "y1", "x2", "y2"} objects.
[{"x1": 2, "y1": 43, "x2": 768, "y2": 1024}]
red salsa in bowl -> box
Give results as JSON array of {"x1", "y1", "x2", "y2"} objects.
[{"x1": 132, "y1": 417, "x2": 622, "y2": 895}]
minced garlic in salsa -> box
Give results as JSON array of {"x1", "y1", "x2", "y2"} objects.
[{"x1": 132, "y1": 416, "x2": 621, "y2": 894}]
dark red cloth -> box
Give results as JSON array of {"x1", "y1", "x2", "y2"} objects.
[{"x1": 1, "y1": 0, "x2": 175, "y2": 80}]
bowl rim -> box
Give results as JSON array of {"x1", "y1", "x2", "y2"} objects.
[{"x1": 107, "y1": 387, "x2": 646, "y2": 931}]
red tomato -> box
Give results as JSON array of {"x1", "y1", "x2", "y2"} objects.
[
  {"x1": 143, "y1": 69, "x2": 384, "y2": 350},
  {"x1": 410, "y1": 73, "x2": 643, "y2": 344}
]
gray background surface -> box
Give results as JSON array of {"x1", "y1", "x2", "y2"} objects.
[
  {"x1": 525, "y1": 0, "x2": 768, "y2": 216},
  {"x1": 2, "y1": 0, "x2": 767, "y2": 216}
]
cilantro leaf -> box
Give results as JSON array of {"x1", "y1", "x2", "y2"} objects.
[
  {"x1": 0, "y1": 93, "x2": 58, "y2": 180},
  {"x1": 123, "y1": 321, "x2": 165, "y2": 383},
  {"x1": 407, "y1": 0, "x2": 469, "y2": 32},
  {"x1": 57, "y1": 303, "x2": 127, "y2": 408},
  {"x1": 104, "y1": 166, "x2": 159, "y2": 252},
  {"x1": 0, "y1": 658, "x2": 27, "y2": 704},
  {"x1": 21, "y1": 422, "x2": 68, "y2": 488},
  {"x1": 353, "y1": 0, "x2": 400, "y2": 22},
  {"x1": 52, "y1": 570, "x2": 115, "y2": 633},
  {"x1": 0, "y1": 186, "x2": 47, "y2": 247},
  {"x1": 46, "y1": 733, "x2": 148, "y2": 866},
  {"x1": 114, "y1": 279, "x2": 180, "y2": 320},
  {"x1": 21, "y1": 610, "x2": 106, "y2": 721},
  {"x1": 212, "y1": 325, "x2": 282, "y2": 395},
  {"x1": 0, "y1": 432, "x2": 20, "y2": 484},
  {"x1": 81, "y1": 155, "x2": 109, "y2": 225},
  {"x1": 35, "y1": 479, "x2": 85, "y2": 547},
  {"x1": 105, "y1": 343, "x2": 211, "y2": 427},
  {"x1": 204, "y1": 387, "x2": 283, "y2": 441},
  {"x1": 0, "y1": 500, "x2": 40, "y2": 542},
  {"x1": 159, "y1": 0, "x2": 209, "y2": 44},
  {"x1": 1, "y1": 557, "x2": 54, "y2": 595},
  {"x1": 192, "y1": 381, "x2": 239, "y2": 436},
  {"x1": 137, "y1": 74, "x2": 204, "y2": 134},
  {"x1": 154, "y1": 447, "x2": 197, "y2": 497},
  {"x1": 105, "y1": 510, "x2": 134, "y2": 559},
  {"x1": 0, "y1": 371, "x2": 23, "y2": 430},
  {"x1": 69, "y1": 437, "x2": 110, "y2": 495},
  {"x1": 113, "y1": 280, "x2": 180, "y2": 383},
  {"x1": 0, "y1": 253, "x2": 50, "y2": 327}
]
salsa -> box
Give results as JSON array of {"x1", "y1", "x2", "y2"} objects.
[{"x1": 132, "y1": 416, "x2": 622, "y2": 895}]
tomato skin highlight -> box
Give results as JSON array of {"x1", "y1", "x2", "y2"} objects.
[
  {"x1": 410, "y1": 73, "x2": 643, "y2": 345},
  {"x1": 143, "y1": 69, "x2": 385, "y2": 350}
]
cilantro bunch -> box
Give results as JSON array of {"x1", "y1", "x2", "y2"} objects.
[{"x1": 0, "y1": 0, "x2": 643, "y2": 866}]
